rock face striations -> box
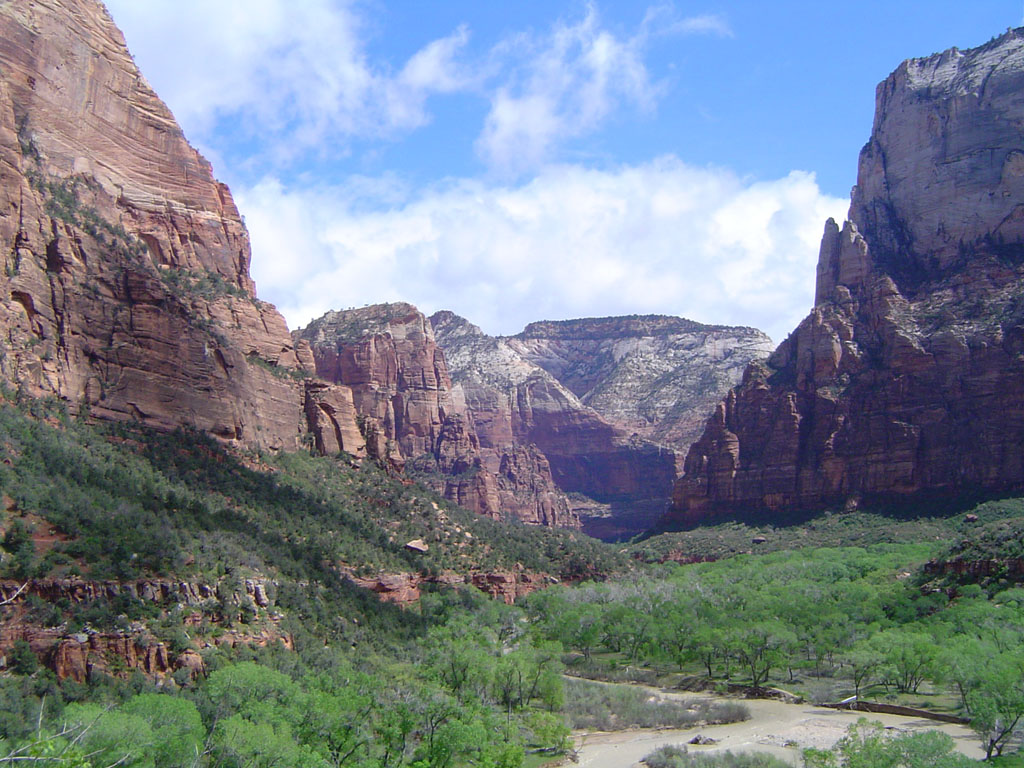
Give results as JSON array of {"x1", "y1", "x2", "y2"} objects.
[
  {"x1": 509, "y1": 316, "x2": 773, "y2": 454},
  {"x1": 0, "y1": 0, "x2": 324, "y2": 449},
  {"x1": 669, "y1": 30, "x2": 1024, "y2": 525},
  {"x1": 296, "y1": 305, "x2": 578, "y2": 529},
  {"x1": 432, "y1": 312, "x2": 686, "y2": 538},
  {"x1": 0, "y1": 0, "x2": 778, "y2": 536}
]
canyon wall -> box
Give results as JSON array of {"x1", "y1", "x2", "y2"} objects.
[
  {"x1": 668, "y1": 30, "x2": 1024, "y2": 525},
  {"x1": 0, "y1": 0, "x2": 329, "y2": 450},
  {"x1": 296, "y1": 304, "x2": 578, "y2": 528},
  {"x1": 432, "y1": 311, "x2": 682, "y2": 538},
  {"x1": 510, "y1": 316, "x2": 772, "y2": 453}
]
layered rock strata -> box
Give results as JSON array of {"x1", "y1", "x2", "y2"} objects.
[
  {"x1": 347, "y1": 569, "x2": 555, "y2": 607},
  {"x1": 669, "y1": 29, "x2": 1024, "y2": 524},
  {"x1": 510, "y1": 316, "x2": 773, "y2": 452},
  {"x1": 0, "y1": 0, "x2": 353, "y2": 451},
  {"x1": 296, "y1": 304, "x2": 578, "y2": 528},
  {"x1": 432, "y1": 311, "x2": 681, "y2": 538},
  {"x1": 0, "y1": 577, "x2": 286, "y2": 681}
]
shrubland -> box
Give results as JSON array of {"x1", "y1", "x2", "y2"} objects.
[
  {"x1": 528, "y1": 542, "x2": 1024, "y2": 759},
  {"x1": 2, "y1": 390, "x2": 1024, "y2": 763}
]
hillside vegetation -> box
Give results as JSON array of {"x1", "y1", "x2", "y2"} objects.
[{"x1": 3, "y1": 391, "x2": 1024, "y2": 763}]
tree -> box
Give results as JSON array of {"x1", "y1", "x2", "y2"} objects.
[
  {"x1": 62, "y1": 703, "x2": 155, "y2": 768},
  {"x1": 802, "y1": 718, "x2": 974, "y2": 768},
  {"x1": 0, "y1": 727, "x2": 96, "y2": 768},
  {"x1": 424, "y1": 621, "x2": 495, "y2": 701},
  {"x1": 871, "y1": 630, "x2": 939, "y2": 694},
  {"x1": 297, "y1": 687, "x2": 375, "y2": 767},
  {"x1": 120, "y1": 694, "x2": 204, "y2": 768},
  {"x1": 728, "y1": 620, "x2": 796, "y2": 692},
  {"x1": 211, "y1": 714, "x2": 323, "y2": 768},
  {"x1": 843, "y1": 642, "x2": 883, "y2": 700},
  {"x1": 686, "y1": 624, "x2": 723, "y2": 679},
  {"x1": 938, "y1": 636, "x2": 989, "y2": 714},
  {"x1": 965, "y1": 652, "x2": 1024, "y2": 759}
]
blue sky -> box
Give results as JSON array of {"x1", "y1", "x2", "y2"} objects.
[{"x1": 104, "y1": 1, "x2": 1022, "y2": 343}]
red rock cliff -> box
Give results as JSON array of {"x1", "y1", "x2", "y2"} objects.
[
  {"x1": 296, "y1": 304, "x2": 578, "y2": 528},
  {"x1": 431, "y1": 311, "x2": 680, "y2": 538},
  {"x1": 669, "y1": 30, "x2": 1024, "y2": 524},
  {"x1": 0, "y1": 0, "x2": 367, "y2": 452}
]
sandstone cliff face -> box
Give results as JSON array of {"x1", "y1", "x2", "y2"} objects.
[
  {"x1": 669, "y1": 30, "x2": 1024, "y2": 525},
  {"x1": 0, "y1": 578, "x2": 286, "y2": 682},
  {"x1": 510, "y1": 316, "x2": 773, "y2": 453},
  {"x1": 432, "y1": 311, "x2": 680, "y2": 538},
  {"x1": 347, "y1": 569, "x2": 554, "y2": 607},
  {"x1": 0, "y1": 0, "x2": 332, "y2": 450},
  {"x1": 296, "y1": 304, "x2": 578, "y2": 528}
]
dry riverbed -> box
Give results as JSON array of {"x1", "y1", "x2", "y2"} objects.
[{"x1": 572, "y1": 689, "x2": 983, "y2": 768}]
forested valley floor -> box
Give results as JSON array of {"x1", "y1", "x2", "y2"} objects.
[{"x1": 2, "y1": 391, "x2": 1024, "y2": 767}]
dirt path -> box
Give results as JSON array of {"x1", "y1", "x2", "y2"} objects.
[{"x1": 572, "y1": 689, "x2": 983, "y2": 768}]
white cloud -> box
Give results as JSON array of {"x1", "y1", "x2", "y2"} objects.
[
  {"x1": 476, "y1": 5, "x2": 656, "y2": 174},
  {"x1": 106, "y1": 1, "x2": 733, "y2": 175},
  {"x1": 104, "y1": 0, "x2": 470, "y2": 154},
  {"x1": 474, "y1": 5, "x2": 733, "y2": 175},
  {"x1": 238, "y1": 159, "x2": 848, "y2": 344},
  {"x1": 662, "y1": 13, "x2": 733, "y2": 38}
]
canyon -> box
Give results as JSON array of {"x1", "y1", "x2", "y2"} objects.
[
  {"x1": 3, "y1": 0, "x2": 1022, "y2": 543},
  {"x1": 0, "y1": 0, "x2": 771, "y2": 537},
  {"x1": 432, "y1": 311, "x2": 769, "y2": 537},
  {"x1": 296, "y1": 305, "x2": 770, "y2": 538}
]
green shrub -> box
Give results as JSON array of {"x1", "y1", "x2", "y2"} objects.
[
  {"x1": 644, "y1": 745, "x2": 790, "y2": 768},
  {"x1": 564, "y1": 679, "x2": 748, "y2": 731}
]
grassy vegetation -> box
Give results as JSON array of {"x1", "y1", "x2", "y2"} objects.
[
  {"x1": 528, "y1": 540, "x2": 1024, "y2": 759},
  {"x1": 159, "y1": 267, "x2": 248, "y2": 301},
  {"x1": 563, "y1": 678, "x2": 748, "y2": 731},
  {"x1": 4, "y1": 387, "x2": 1024, "y2": 763},
  {"x1": 0, "y1": 392, "x2": 630, "y2": 766},
  {"x1": 644, "y1": 745, "x2": 790, "y2": 768},
  {"x1": 0, "y1": 391, "x2": 625, "y2": 644},
  {"x1": 632, "y1": 499, "x2": 1024, "y2": 564}
]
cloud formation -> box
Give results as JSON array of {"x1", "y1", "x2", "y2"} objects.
[
  {"x1": 105, "y1": 2, "x2": 844, "y2": 344},
  {"x1": 476, "y1": 5, "x2": 732, "y2": 175},
  {"x1": 105, "y1": 0, "x2": 470, "y2": 152},
  {"x1": 106, "y1": 1, "x2": 730, "y2": 174},
  {"x1": 476, "y1": 6, "x2": 656, "y2": 174},
  {"x1": 238, "y1": 159, "x2": 848, "y2": 343}
]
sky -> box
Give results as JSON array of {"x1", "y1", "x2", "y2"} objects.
[{"x1": 103, "y1": 1, "x2": 1023, "y2": 344}]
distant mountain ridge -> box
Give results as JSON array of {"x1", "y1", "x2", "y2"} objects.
[
  {"x1": 297, "y1": 303, "x2": 580, "y2": 529},
  {"x1": 509, "y1": 315, "x2": 773, "y2": 453},
  {"x1": 431, "y1": 310, "x2": 771, "y2": 538}
]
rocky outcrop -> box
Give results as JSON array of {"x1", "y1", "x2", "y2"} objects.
[
  {"x1": 668, "y1": 29, "x2": 1024, "y2": 525},
  {"x1": 432, "y1": 311, "x2": 680, "y2": 537},
  {"x1": 923, "y1": 557, "x2": 1024, "y2": 583},
  {"x1": 0, "y1": 577, "x2": 285, "y2": 681},
  {"x1": 296, "y1": 304, "x2": 579, "y2": 528},
  {"x1": 347, "y1": 569, "x2": 555, "y2": 606},
  {"x1": 0, "y1": 0, "x2": 373, "y2": 450},
  {"x1": 511, "y1": 316, "x2": 773, "y2": 452},
  {"x1": 0, "y1": 577, "x2": 272, "y2": 608},
  {"x1": 303, "y1": 380, "x2": 367, "y2": 458},
  {"x1": 298, "y1": 304, "x2": 458, "y2": 465}
]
